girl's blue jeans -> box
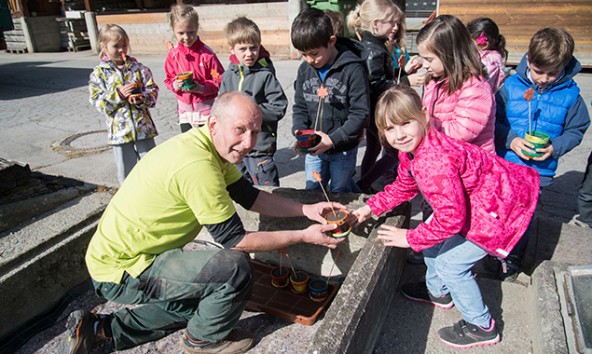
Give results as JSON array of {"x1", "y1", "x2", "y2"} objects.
[
  {"x1": 305, "y1": 146, "x2": 359, "y2": 192},
  {"x1": 92, "y1": 248, "x2": 253, "y2": 350},
  {"x1": 423, "y1": 234, "x2": 491, "y2": 327},
  {"x1": 112, "y1": 138, "x2": 156, "y2": 185}
]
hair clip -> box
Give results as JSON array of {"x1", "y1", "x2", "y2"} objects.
[{"x1": 476, "y1": 32, "x2": 488, "y2": 46}]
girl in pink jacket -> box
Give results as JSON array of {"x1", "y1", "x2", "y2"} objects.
[
  {"x1": 406, "y1": 15, "x2": 496, "y2": 153},
  {"x1": 352, "y1": 85, "x2": 539, "y2": 349},
  {"x1": 466, "y1": 17, "x2": 508, "y2": 92},
  {"x1": 164, "y1": 4, "x2": 224, "y2": 132}
]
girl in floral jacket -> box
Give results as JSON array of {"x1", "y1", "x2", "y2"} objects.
[
  {"x1": 352, "y1": 85, "x2": 539, "y2": 349},
  {"x1": 89, "y1": 24, "x2": 159, "y2": 185}
]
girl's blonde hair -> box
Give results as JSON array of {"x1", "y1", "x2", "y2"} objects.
[
  {"x1": 98, "y1": 24, "x2": 130, "y2": 58},
  {"x1": 346, "y1": 0, "x2": 405, "y2": 47},
  {"x1": 169, "y1": 4, "x2": 199, "y2": 30},
  {"x1": 416, "y1": 15, "x2": 484, "y2": 94},
  {"x1": 375, "y1": 85, "x2": 428, "y2": 145}
]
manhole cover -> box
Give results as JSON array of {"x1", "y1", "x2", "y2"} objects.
[{"x1": 52, "y1": 130, "x2": 110, "y2": 157}]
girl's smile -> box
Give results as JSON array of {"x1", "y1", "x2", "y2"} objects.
[{"x1": 384, "y1": 119, "x2": 425, "y2": 155}]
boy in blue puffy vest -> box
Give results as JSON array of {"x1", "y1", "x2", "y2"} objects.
[
  {"x1": 495, "y1": 27, "x2": 590, "y2": 188},
  {"x1": 494, "y1": 27, "x2": 590, "y2": 280}
]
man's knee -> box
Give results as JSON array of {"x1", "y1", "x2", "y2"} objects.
[{"x1": 199, "y1": 250, "x2": 253, "y2": 292}]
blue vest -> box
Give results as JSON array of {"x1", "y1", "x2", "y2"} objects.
[{"x1": 498, "y1": 75, "x2": 580, "y2": 178}]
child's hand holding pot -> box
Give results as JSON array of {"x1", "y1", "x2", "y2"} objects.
[
  {"x1": 510, "y1": 137, "x2": 534, "y2": 160},
  {"x1": 128, "y1": 94, "x2": 144, "y2": 105},
  {"x1": 307, "y1": 131, "x2": 334, "y2": 155},
  {"x1": 530, "y1": 144, "x2": 553, "y2": 162},
  {"x1": 184, "y1": 81, "x2": 205, "y2": 94},
  {"x1": 118, "y1": 83, "x2": 136, "y2": 98},
  {"x1": 173, "y1": 79, "x2": 183, "y2": 92}
]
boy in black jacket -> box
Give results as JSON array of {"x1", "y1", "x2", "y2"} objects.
[{"x1": 291, "y1": 8, "x2": 370, "y2": 192}]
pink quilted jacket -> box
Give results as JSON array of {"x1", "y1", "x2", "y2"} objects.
[
  {"x1": 423, "y1": 75, "x2": 496, "y2": 153},
  {"x1": 367, "y1": 127, "x2": 539, "y2": 258}
]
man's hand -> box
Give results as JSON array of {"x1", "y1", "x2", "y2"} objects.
[
  {"x1": 377, "y1": 224, "x2": 410, "y2": 248},
  {"x1": 302, "y1": 202, "x2": 347, "y2": 224},
  {"x1": 302, "y1": 223, "x2": 344, "y2": 249}
]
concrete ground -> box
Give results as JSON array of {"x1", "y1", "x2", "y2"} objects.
[{"x1": 1, "y1": 50, "x2": 592, "y2": 353}]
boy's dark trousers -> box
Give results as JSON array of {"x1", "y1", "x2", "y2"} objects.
[
  {"x1": 238, "y1": 154, "x2": 280, "y2": 187},
  {"x1": 576, "y1": 150, "x2": 592, "y2": 226}
]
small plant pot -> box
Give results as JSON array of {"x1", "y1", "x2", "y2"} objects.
[
  {"x1": 129, "y1": 93, "x2": 143, "y2": 101},
  {"x1": 131, "y1": 83, "x2": 142, "y2": 95},
  {"x1": 522, "y1": 131, "x2": 550, "y2": 157},
  {"x1": 270, "y1": 267, "x2": 290, "y2": 288},
  {"x1": 308, "y1": 278, "x2": 329, "y2": 302},
  {"x1": 323, "y1": 209, "x2": 352, "y2": 238},
  {"x1": 295, "y1": 129, "x2": 321, "y2": 153},
  {"x1": 290, "y1": 270, "x2": 310, "y2": 295},
  {"x1": 177, "y1": 71, "x2": 195, "y2": 90}
]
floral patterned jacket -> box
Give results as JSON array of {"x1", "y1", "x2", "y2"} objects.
[{"x1": 89, "y1": 55, "x2": 158, "y2": 145}]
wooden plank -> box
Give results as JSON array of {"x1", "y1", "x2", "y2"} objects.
[
  {"x1": 440, "y1": 0, "x2": 590, "y2": 4},
  {"x1": 438, "y1": 0, "x2": 592, "y2": 67}
]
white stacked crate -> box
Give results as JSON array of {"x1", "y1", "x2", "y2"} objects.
[{"x1": 57, "y1": 11, "x2": 90, "y2": 52}]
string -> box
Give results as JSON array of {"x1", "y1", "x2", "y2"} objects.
[{"x1": 325, "y1": 246, "x2": 342, "y2": 287}]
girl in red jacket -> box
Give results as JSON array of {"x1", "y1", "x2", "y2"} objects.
[
  {"x1": 164, "y1": 4, "x2": 224, "y2": 132},
  {"x1": 352, "y1": 85, "x2": 539, "y2": 349},
  {"x1": 406, "y1": 15, "x2": 495, "y2": 153}
]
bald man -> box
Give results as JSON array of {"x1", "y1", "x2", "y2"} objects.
[{"x1": 66, "y1": 92, "x2": 344, "y2": 354}]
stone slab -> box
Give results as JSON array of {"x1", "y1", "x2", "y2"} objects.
[{"x1": 0, "y1": 190, "x2": 111, "y2": 339}]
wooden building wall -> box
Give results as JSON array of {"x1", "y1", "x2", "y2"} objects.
[{"x1": 438, "y1": 0, "x2": 592, "y2": 67}]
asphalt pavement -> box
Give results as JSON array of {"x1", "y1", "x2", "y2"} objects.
[{"x1": 1, "y1": 50, "x2": 592, "y2": 353}]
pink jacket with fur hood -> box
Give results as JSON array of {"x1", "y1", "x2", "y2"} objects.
[
  {"x1": 367, "y1": 127, "x2": 539, "y2": 258},
  {"x1": 423, "y1": 75, "x2": 495, "y2": 153}
]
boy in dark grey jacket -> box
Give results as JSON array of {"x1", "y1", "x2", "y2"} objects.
[
  {"x1": 219, "y1": 17, "x2": 288, "y2": 186},
  {"x1": 291, "y1": 9, "x2": 370, "y2": 192}
]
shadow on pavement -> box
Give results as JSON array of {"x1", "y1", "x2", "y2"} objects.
[{"x1": 0, "y1": 61, "x2": 91, "y2": 100}]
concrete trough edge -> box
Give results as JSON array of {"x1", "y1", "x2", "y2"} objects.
[
  {"x1": 0, "y1": 190, "x2": 109, "y2": 275},
  {"x1": 0, "y1": 183, "x2": 97, "y2": 233},
  {"x1": 527, "y1": 260, "x2": 569, "y2": 354},
  {"x1": 310, "y1": 202, "x2": 411, "y2": 354},
  {"x1": 0, "y1": 220, "x2": 98, "y2": 339}
]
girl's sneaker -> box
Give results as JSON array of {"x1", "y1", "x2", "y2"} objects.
[
  {"x1": 401, "y1": 282, "x2": 454, "y2": 309},
  {"x1": 437, "y1": 318, "x2": 500, "y2": 349}
]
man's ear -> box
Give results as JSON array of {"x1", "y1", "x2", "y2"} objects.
[{"x1": 208, "y1": 115, "x2": 218, "y2": 134}]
